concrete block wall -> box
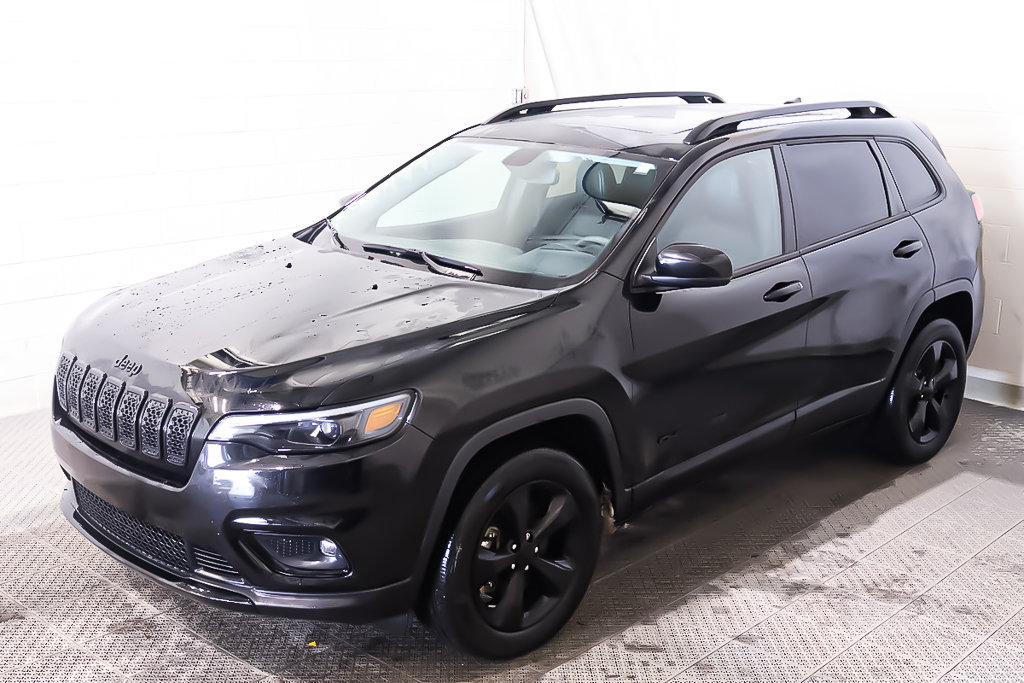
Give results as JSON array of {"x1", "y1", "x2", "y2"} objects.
[{"x1": 0, "y1": 0, "x2": 524, "y2": 416}]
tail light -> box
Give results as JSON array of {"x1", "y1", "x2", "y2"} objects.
[{"x1": 971, "y1": 192, "x2": 984, "y2": 222}]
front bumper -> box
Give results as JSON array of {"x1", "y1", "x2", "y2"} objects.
[{"x1": 52, "y1": 414, "x2": 436, "y2": 622}]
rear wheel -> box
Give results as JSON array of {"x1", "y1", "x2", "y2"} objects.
[
  {"x1": 427, "y1": 448, "x2": 600, "y2": 659},
  {"x1": 877, "y1": 319, "x2": 966, "y2": 463}
]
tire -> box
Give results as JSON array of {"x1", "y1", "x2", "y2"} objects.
[
  {"x1": 877, "y1": 319, "x2": 967, "y2": 464},
  {"x1": 427, "y1": 448, "x2": 601, "y2": 659}
]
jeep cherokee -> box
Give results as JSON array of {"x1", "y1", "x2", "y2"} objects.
[{"x1": 51, "y1": 92, "x2": 984, "y2": 658}]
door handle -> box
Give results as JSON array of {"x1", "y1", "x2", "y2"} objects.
[
  {"x1": 763, "y1": 280, "x2": 804, "y2": 302},
  {"x1": 893, "y1": 240, "x2": 923, "y2": 258}
]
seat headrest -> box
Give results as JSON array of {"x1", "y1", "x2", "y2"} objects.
[{"x1": 582, "y1": 163, "x2": 657, "y2": 207}]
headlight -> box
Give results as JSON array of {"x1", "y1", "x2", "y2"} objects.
[{"x1": 207, "y1": 392, "x2": 414, "y2": 453}]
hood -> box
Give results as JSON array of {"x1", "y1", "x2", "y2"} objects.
[{"x1": 62, "y1": 236, "x2": 552, "y2": 410}]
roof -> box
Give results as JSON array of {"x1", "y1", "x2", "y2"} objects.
[{"x1": 465, "y1": 97, "x2": 894, "y2": 160}]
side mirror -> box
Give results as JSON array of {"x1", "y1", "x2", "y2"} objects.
[{"x1": 640, "y1": 243, "x2": 732, "y2": 290}]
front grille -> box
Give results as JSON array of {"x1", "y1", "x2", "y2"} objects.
[
  {"x1": 96, "y1": 378, "x2": 123, "y2": 440},
  {"x1": 73, "y1": 480, "x2": 190, "y2": 574},
  {"x1": 139, "y1": 396, "x2": 170, "y2": 458},
  {"x1": 79, "y1": 368, "x2": 105, "y2": 431},
  {"x1": 66, "y1": 360, "x2": 87, "y2": 420},
  {"x1": 194, "y1": 546, "x2": 241, "y2": 577},
  {"x1": 116, "y1": 386, "x2": 145, "y2": 450},
  {"x1": 165, "y1": 405, "x2": 199, "y2": 466},
  {"x1": 55, "y1": 354, "x2": 74, "y2": 410},
  {"x1": 56, "y1": 353, "x2": 199, "y2": 468}
]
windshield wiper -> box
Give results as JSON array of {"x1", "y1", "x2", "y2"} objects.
[{"x1": 362, "y1": 244, "x2": 482, "y2": 280}]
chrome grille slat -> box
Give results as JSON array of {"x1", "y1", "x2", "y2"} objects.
[
  {"x1": 139, "y1": 396, "x2": 170, "y2": 459},
  {"x1": 96, "y1": 377, "x2": 124, "y2": 440},
  {"x1": 79, "y1": 368, "x2": 105, "y2": 431},
  {"x1": 66, "y1": 360, "x2": 88, "y2": 420},
  {"x1": 55, "y1": 354, "x2": 74, "y2": 410},
  {"x1": 193, "y1": 546, "x2": 241, "y2": 577},
  {"x1": 164, "y1": 404, "x2": 199, "y2": 466},
  {"x1": 116, "y1": 387, "x2": 146, "y2": 450}
]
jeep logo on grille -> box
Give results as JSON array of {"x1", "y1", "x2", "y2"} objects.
[{"x1": 114, "y1": 354, "x2": 143, "y2": 377}]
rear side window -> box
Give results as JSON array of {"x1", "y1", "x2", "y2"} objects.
[
  {"x1": 879, "y1": 141, "x2": 940, "y2": 210},
  {"x1": 784, "y1": 141, "x2": 889, "y2": 248}
]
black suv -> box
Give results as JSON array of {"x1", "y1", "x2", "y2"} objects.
[{"x1": 51, "y1": 92, "x2": 984, "y2": 658}]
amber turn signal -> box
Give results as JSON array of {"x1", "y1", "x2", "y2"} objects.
[{"x1": 365, "y1": 401, "x2": 404, "y2": 433}]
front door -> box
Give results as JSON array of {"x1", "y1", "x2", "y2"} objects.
[{"x1": 625, "y1": 147, "x2": 810, "y2": 482}]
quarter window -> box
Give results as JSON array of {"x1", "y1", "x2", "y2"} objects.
[
  {"x1": 656, "y1": 148, "x2": 783, "y2": 270},
  {"x1": 784, "y1": 141, "x2": 889, "y2": 248},
  {"x1": 879, "y1": 141, "x2": 940, "y2": 210}
]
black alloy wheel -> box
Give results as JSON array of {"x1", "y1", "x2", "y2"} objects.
[
  {"x1": 878, "y1": 318, "x2": 966, "y2": 464},
  {"x1": 474, "y1": 480, "x2": 585, "y2": 631},
  {"x1": 906, "y1": 339, "x2": 959, "y2": 444},
  {"x1": 427, "y1": 448, "x2": 600, "y2": 659}
]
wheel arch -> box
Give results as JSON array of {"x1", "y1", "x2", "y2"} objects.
[
  {"x1": 410, "y1": 398, "x2": 627, "y2": 597},
  {"x1": 889, "y1": 280, "x2": 975, "y2": 381}
]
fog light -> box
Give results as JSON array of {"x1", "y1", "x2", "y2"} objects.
[
  {"x1": 320, "y1": 538, "x2": 339, "y2": 557},
  {"x1": 250, "y1": 533, "x2": 349, "y2": 574}
]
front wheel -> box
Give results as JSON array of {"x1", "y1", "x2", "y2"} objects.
[
  {"x1": 427, "y1": 448, "x2": 601, "y2": 659},
  {"x1": 877, "y1": 318, "x2": 967, "y2": 464}
]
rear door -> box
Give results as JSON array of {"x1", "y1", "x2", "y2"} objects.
[{"x1": 781, "y1": 139, "x2": 934, "y2": 429}]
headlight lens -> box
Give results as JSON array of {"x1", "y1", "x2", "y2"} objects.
[{"x1": 207, "y1": 392, "x2": 414, "y2": 453}]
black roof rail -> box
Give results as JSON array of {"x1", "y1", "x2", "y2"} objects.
[
  {"x1": 485, "y1": 91, "x2": 725, "y2": 124},
  {"x1": 683, "y1": 100, "x2": 893, "y2": 145}
]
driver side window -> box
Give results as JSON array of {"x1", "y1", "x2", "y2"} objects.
[{"x1": 657, "y1": 148, "x2": 782, "y2": 270}]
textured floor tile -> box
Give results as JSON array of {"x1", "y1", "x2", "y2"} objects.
[
  {"x1": 775, "y1": 586, "x2": 899, "y2": 634},
  {"x1": 672, "y1": 641, "x2": 805, "y2": 682},
  {"x1": 84, "y1": 613, "x2": 266, "y2": 680},
  {"x1": 733, "y1": 604, "x2": 867, "y2": 675},
  {"x1": 0, "y1": 533, "x2": 69, "y2": 580},
  {"x1": 903, "y1": 560, "x2": 1024, "y2": 634},
  {"x1": 275, "y1": 638, "x2": 418, "y2": 682},
  {"x1": 756, "y1": 541, "x2": 858, "y2": 585},
  {"x1": 967, "y1": 477, "x2": 1024, "y2": 512},
  {"x1": 3, "y1": 562, "x2": 109, "y2": 617},
  {"x1": 168, "y1": 600, "x2": 341, "y2": 676},
  {"x1": 857, "y1": 611, "x2": 987, "y2": 670},
  {"x1": 897, "y1": 498, "x2": 1024, "y2": 556},
  {"x1": 810, "y1": 639, "x2": 952, "y2": 682},
  {"x1": 46, "y1": 585, "x2": 163, "y2": 642},
  {"x1": 975, "y1": 522, "x2": 1024, "y2": 569},
  {"x1": 0, "y1": 610, "x2": 66, "y2": 674},
  {"x1": 542, "y1": 614, "x2": 731, "y2": 682},
  {"x1": 660, "y1": 583, "x2": 787, "y2": 637},
  {"x1": 823, "y1": 560, "x2": 932, "y2": 605},
  {"x1": 2, "y1": 642, "x2": 124, "y2": 682},
  {"x1": 988, "y1": 608, "x2": 1024, "y2": 647},
  {"x1": 708, "y1": 560, "x2": 819, "y2": 603},
  {"x1": 825, "y1": 541, "x2": 964, "y2": 604},
  {"x1": 940, "y1": 638, "x2": 1024, "y2": 682}
]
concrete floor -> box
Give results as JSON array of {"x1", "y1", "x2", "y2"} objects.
[{"x1": 1, "y1": 400, "x2": 1023, "y2": 682}]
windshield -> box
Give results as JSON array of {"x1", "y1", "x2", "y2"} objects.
[{"x1": 329, "y1": 138, "x2": 665, "y2": 286}]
